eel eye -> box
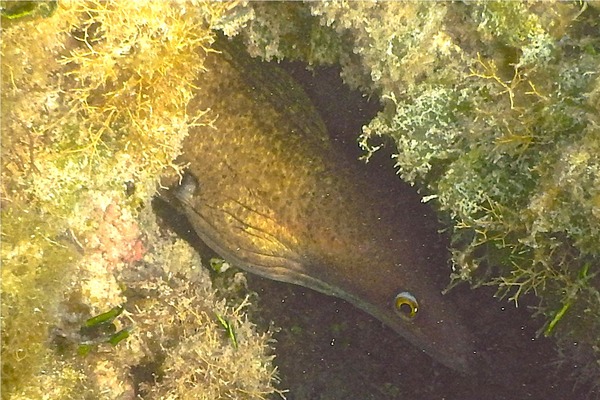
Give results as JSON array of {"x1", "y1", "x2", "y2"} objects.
[{"x1": 394, "y1": 291, "x2": 419, "y2": 321}]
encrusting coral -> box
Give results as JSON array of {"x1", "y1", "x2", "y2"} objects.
[{"x1": 1, "y1": 1, "x2": 282, "y2": 399}]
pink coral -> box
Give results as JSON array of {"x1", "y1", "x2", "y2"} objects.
[{"x1": 86, "y1": 201, "x2": 145, "y2": 271}]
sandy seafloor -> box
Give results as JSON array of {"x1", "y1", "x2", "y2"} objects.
[{"x1": 156, "y1": 61, "x2": 598, "y2": 400}]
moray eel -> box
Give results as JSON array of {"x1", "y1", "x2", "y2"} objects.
[{"x1": 164, "y1": 37, "x2": 477, "y2": 373}]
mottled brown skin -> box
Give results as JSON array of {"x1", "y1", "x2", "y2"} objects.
[{"x1": 165, "y1": 38, "x2": 477, "y2": 373}]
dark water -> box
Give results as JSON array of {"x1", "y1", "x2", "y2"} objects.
[{"x1": 154, "y1": 61, "x2": 597, "y2": 400}]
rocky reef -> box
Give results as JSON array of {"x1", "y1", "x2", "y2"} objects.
[{"x1": 2, "y1": 1, "x2": 600, "y2": 399}]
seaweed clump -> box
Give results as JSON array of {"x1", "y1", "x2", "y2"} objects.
[
  {"x1": 218, "y1": 0, "x2": 600, "y2": 389},
  {"x1": 1, "y1": 1, "x2": 282, "y2": 399}
]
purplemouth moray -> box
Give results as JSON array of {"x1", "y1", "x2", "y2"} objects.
[{"x1": 164, "y1": 36, "x2": 477, "y2": 373}]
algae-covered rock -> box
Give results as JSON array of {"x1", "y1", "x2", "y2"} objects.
[
  {"x1": 1, "y1": 2, "x2": 282, "y2": 399},
  {"x1": 3, "y1": 0, "x2": 600, "y2": 398}
]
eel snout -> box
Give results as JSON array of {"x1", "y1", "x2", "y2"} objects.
[{"x1": 301, "y1": 223, "x2": 480, "y2": 374}]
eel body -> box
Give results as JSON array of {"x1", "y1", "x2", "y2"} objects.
[{"x1": 165, "y1": 37, "x2": 477, "y2": 373}]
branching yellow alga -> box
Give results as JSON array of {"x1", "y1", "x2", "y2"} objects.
[{"x1": 2, "y1": 2, "x2": 282, "y2": 399}]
